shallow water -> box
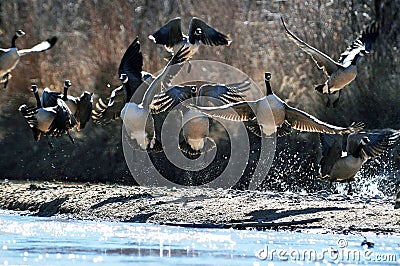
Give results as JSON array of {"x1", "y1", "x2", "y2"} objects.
[{"x1": 0, "y1": 210, "x2": 399, "y2": 266}]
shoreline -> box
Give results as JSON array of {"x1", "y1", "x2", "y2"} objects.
[{"x1": 0, "y1": 180, "x2": 398, "y2": 235}]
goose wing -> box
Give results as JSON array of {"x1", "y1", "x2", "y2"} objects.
[
  {"x1": 91, "y1": 85, "x2": 126, "y2": 124},
  {"x1": 41, "y1": 88, "x2": 61, "y2": 107},
  {"x1": 319, "y1": 133, "x2": 343, "y2": 177},
  {"x1": 192, "y1": 100, "x2": 258, "y2": 122},
  {"x1": 18, "y1": 36, "x2": 57, "y2": 56},
  {"x1": 188, "y1": 17, "x2": 231, "y2": 46},
  {"x1": 338, "y1": 21, "x2": 379, "y2": 67},
  {"x1": 118, "y1": 37, "x2": 152, "y2": 99},
  {"x1": 281, "y1": 17, "x2": 339, "y2": 76},
  {"x1": 149, "y1": 17, "x2": 184, "y2": 51},
  {"x1": 48, "y1": 99, "x2": 76, "y2": 136},
  {"x1": 150, "y1": 84, "x2": 196, "y2": 114},
  {"x1": 141, "y1": 45, "x2": 191, "y2": 108},
  {"x1": 197, "y1": 79, "x2": 250, "y2": 106},
  {"x1": 355, "y1": 131, "x2": 400, "y2": 160},
  {"x1": 284, "y1": 105, "x2": 364, "y2": 134}
]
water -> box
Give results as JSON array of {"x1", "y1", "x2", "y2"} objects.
[{"x1": 0, "y1": 210, "x2": 399, "y2": 266}]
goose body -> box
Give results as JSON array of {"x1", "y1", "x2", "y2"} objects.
[
  {"x1": 150, "y1": 80, "x2": 250, "y2": 154},
  {"x1": 0, "y1": 30, "x2": 57, "y2": 88},
  {"x1": 92, "y1": 37, "x2": 155, "y2": 125},
  {"x1": 191, "y1": 72, "x2": 363, "y2": 137},
  {"x1": 121, "y1": 45, "x2": 191, "y2": 150},
  {"x1": 149, "y1": 17, "x2": 231, "y2": 60},
  {"x1": 42, "y1": 80, "x2": 93, "y2": 130},
  {"x1": 19, "y1": 85, "x2": 76, "y2": 144},
  {"x1": 319, "y1": 131, "x2": 400, "y2": 192},
  {"x1": 281, "y1": 18, "x2": 378, "y2": 106}
]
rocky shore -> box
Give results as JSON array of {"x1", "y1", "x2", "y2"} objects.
[{"x1": 0, "y1": 180, "x2": 398, "y2": 234}]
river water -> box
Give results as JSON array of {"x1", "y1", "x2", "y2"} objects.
[{"x1": 0, "y1": 210, "x2": 398, "y2": 265}]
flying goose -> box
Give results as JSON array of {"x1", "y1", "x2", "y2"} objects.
[
  {"x1": 121, "y1": 45, "x2": 191, "y2": 150},
  {"x1": 190, "y1": 72, "x2": 364, "y2": 137},
  {"x1": 150, "y1": 80, "x2": 250, "y2": 154},
  {"x1": 0, "y1": 30, "x2": 57, "y2": 88},
  {"x1": 319, "y1": 130, "x2": 400, "y2": 193},
  {"x1": 92, "y1": 37, "x2": 155, "y2": 125},
  {"x1": 149, "y1": 17, "x2": 231, "y2": 61},
  {"x1": 19, "y1": 85, "x2": 77, "y2": 147},
  {"x1": 281, "y1": 17, "x2": 378, "y2": 107},
  {"x1": 41, "y1": 80, "x2": 93, "y2": 130}
]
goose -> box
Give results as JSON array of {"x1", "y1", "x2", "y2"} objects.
[
  {"x1": 149, "y1": 17, "x2": 231, "y2": 61},
  {"x1": 319, "y1": 130, "x2": 400, "y2": 193},
  {"x1": 19, "y1": 85, "x2": 76, "y2": 147},
  {"x1": 92, "y1": 37, "x2": 155, "y2": 125},
  {"x1": 121, "y1": 45, "x2": 191, "y2": 150},
  {"x1": 150, "y1": 80, "x2": 250, "y2": 154},
  {"x1": 41, "y1": 80, "x2": 93, "y2": 130},
  {"x1": 190, "y1": 72, "x2": 363, "y2": 137},
  {"x1": 281, "y1": 17, "x2": 378, "y2": 107},
  {"x1": 189, "y1": 72, "x2": 364, "y2": 137},
  {"x1": 0, "y1": 30, "x2": 57, "y2": 88}
]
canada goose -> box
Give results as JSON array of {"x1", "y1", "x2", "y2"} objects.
[
  {"x1": 121, "y1": 45, "x2": 191, "y2": 150},
  {"x1": 319, "y1": 131, "x2": 400, "y2": 193},
  {"x1": 19, "y1": 85, "x2": 77, "y2": 147},
  {"x1": 149, "y1": 17, "x2": 231, "y2": 61},
  {"x1": 0, "y1": 30, "x2": 57, "y2": 88},
  {"x1": 41, "y1": 80, "x2": 93, "y2": 130},
  {"x1": 150, "y1": 80, "x2": 250, "y2": 154},
  {"x1": 92, "y1": 37, "x2": 155, "y2": 124},
  {"x1": 281, "y1": 17, "x2": 378, "y2": 107},
  {"x1": 190, "y1": 72, "x2": 363, "y2": 137}
]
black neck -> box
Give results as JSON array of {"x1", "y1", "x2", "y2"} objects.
[
  {"x1": 265, "y1": 79, "x2": 273, "y2": 95},
  {"x1": 11, "y1": 34, "x2": 18, "y2": 48},
  {"x1": 63, "y1": 86, "x2": 68, "y2": 101},
  {"x1": 353, "y1": 142, "x2": 364, "y2": 158},
  {"x1": 34, "y1": 91, "x2": 41, "y2": 108}
]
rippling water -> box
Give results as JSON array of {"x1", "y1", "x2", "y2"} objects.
[{"x1": 0, "y1": 210, "x2": 399, "y2": 265}]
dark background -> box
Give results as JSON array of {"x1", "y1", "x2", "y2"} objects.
[{"x1": 0, "y1": 0, "x2": 398, "y2": 194}]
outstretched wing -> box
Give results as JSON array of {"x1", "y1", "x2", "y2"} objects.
[
  {"x1": 281, "y1": 17, "x2": 339, "y2": 76},
  {"x1": 347, "y1": 131, "x2": 400, "y2": 160},
  {"x1": 18, "y1": 36, "x2": 57, "y2": 56},
  {"x1": 198, "y1": 79, "x2": 250, "y2": 106},
  {"x1": 338, "y1": 21, "x2": 379, "y2": 67},
  {"x1": 189, "y1": 17, "x2": 232, "y2": 46},
  {"x1": 118, "y1": 37, "x2": 149, "y2": 100},
  {"x1": 149, "y1": 17, "x2": 184, "y2": 51},
  {"x1": 285, "y1": 105, "x2": 364, "y2": 134},
  {"x1": 91, "y1": 85, "x2": 126, "y2": 124},
  {"x1": 150, "y1": 85, "x2": 196, "y2": 114},
  {"x1": 192, "y1": 100, "x2": 258, "y2": 122}
]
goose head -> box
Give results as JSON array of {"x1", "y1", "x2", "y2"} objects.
[
  {"x1": 264, "y1": 72, "x2": 273, "y2": 95},
  {"x1": 12, "y1": 30, "x2": 25, "y2": 47}
]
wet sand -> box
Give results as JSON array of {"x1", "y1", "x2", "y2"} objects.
[{"x1": 0, "y1": 180, "x2": 398, "y2": 234}]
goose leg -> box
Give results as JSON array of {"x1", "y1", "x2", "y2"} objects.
[
  {"x1": 67, "y1": 132, "x2": 75, "y2": 144},
  {"x1": 3, "y1": 73, "x2": 10, "y2": 89},
  {"x1": 187, "y1": 61, "x2": 192, "y2": 73},
  {"x1": 332, "y1": 91, "x2": 342, "y2": 108}
]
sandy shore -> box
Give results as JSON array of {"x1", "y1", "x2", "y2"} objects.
[{"x1": 0, "y1": 180, "x2": 398, "y2": 234}]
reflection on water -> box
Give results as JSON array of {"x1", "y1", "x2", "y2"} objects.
[{"x1": 0, "y1": 210, "x2": 399, "y2": 265}]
